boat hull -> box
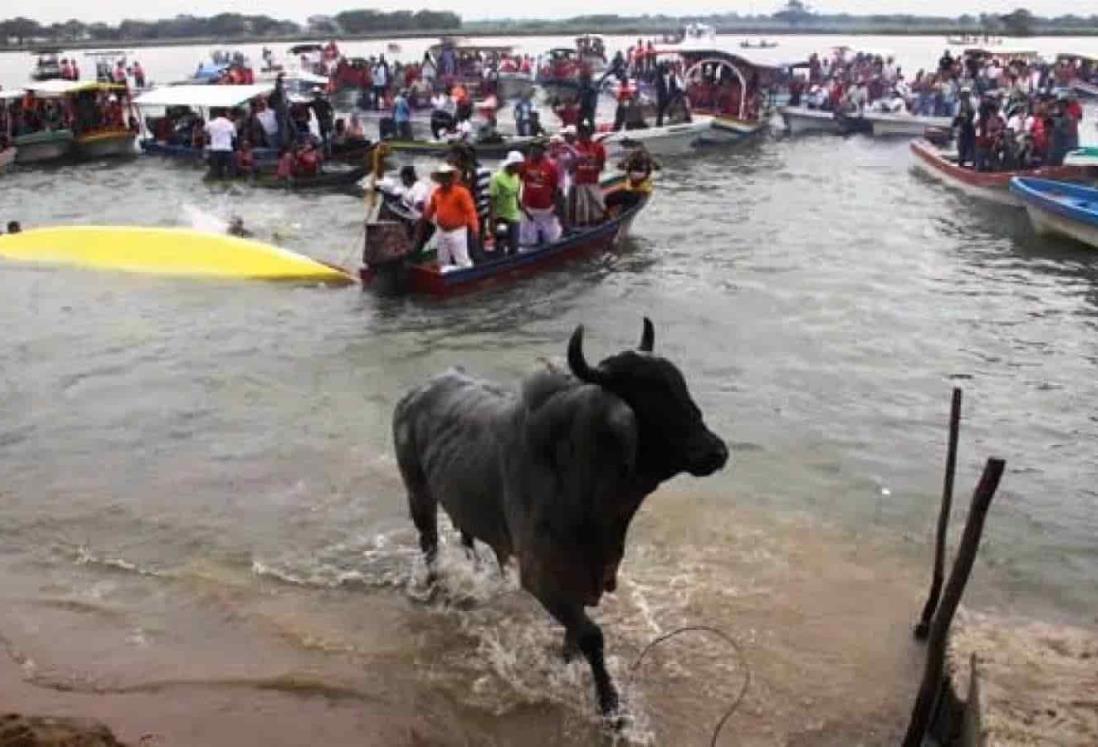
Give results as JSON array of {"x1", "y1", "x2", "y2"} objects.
[
  {"x1": 140, "y1": 139, "x2": 280, "y2": 165},
  {"x1": 74, "y1": 130, "x2": 137, "y2": 160},
  {"x1": 910, "y1": 139, "x2": 1096, "y2": 207},
  {"x1": 780, "y1": 106, "x2": 842, "y2": 135},
  {"x1": 1011, "y1": 177, "x2": 1098, "y2": 250},
  {"x1": 1023, "y1": 203, "x2": 1098, "y2": 248},
  {"x1": 599, "y1": 116, "x2": 763, "y2": 159},
  {"x1": 388, "y1": 138, "x2": 534, "y2": 160},
  {"x1": 13, "y1": 130, "x2": 74, "y2": 164},
  {"x1": 864, "y1": 113, "x2": 952, "y2": 137},
  {"x1": 366, "y1": 176, "x2": 646, "y2": 296},
  {"x1": 0, "y1": 226, "x2": 356, "y2": 283}
]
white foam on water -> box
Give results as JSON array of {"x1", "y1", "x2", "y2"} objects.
[{"x1": 181, "y1": 204, "x2": 228, "y2": 235}]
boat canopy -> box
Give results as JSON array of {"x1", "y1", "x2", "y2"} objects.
[
  {"x1": 26, "y1": 80, "x2": 127, "y2": 97},
  {"x1": 134, "y1": 83, "x2": 274, "y2": 109}
]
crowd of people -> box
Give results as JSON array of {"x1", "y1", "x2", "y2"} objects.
[
  {"x1": 788, "y1": 46, "x2": 1087, "y2": 169},
  {"x1": 370, "y1": 126, "x2": 655, "y2": 272},
  {"x1": 1, "y1": 87, "x2": 137, "y2": 139}
]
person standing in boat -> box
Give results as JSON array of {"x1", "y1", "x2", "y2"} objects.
[
  {"x1": 133, "y1": 61, "x2": 146, "y2": 89},
  {"x1": 392, "y1": 89, "x2": 413, "y2": 140},
  {"x1": 953, "y1": 88, "x2": 979, "y2": 168},
  {"x1": 488, "y1": 151, "x2": 524, "y2": 256},
  {"x1": 422, "y1": 163, "x2": 477, "y2": 272},
  {"x1": 577, "y1": 70, "x2": 598, "y2": 132},
  {"x1": 311, "y1": 93, "x2": 335, "y2": 154},
  {"x1": 519, "y1": 141, "x2": 562, "y2": 247},
  {"x1": 205, "y1": 109, "x2": 236, "y2": 180},
  {"x1": 571, "y1": 123, "x2": 606, "y2": 227}
]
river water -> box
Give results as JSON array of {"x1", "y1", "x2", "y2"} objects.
[{"x1": 1, "y1": 34, "x2": 1097, "y2": 746}]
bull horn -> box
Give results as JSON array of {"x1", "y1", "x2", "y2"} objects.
[
  {"x1": 639, "y1": 317, "x2": 655, "y2": 352},
  {"x1": 568, "y1": 325, "x2": 606, "y2": 384}
]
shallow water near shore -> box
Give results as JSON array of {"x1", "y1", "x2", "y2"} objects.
[{"x1": 2, "y1": 45, "x2": 1098, "y2": 741}]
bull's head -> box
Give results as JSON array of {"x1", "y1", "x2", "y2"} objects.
[{"x1": 568, "y1": 318, "x2": 729, "y2": 483}]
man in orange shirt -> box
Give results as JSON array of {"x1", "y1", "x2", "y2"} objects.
[{"x1": 422, "y1": 163, "x2": 477, "y2": 271}]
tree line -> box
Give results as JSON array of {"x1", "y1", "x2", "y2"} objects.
[
  {"x1": 0, "y1": 10, "x2": 461, "y2": 46},
  {"x1": 3, "y1": 6, "x2": 1098, "y2": 46}
]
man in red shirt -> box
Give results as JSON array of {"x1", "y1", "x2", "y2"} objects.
[
  {"x1": 571, "y1": 123, "x2": 607, "y2": 226},
  {"x1": 519, "y1": 141, "x2": 561, "y2": 247}
]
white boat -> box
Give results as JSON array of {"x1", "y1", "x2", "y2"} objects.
[
  {"x1": 779, "y1": 105, "x2": 842, "y2": 135},
  {"x1": 596, "y1": 119, "x2": 714, "y2": 158},
  {"x1": 863, "y1": 111, "x2": 952, "y2": 137}
]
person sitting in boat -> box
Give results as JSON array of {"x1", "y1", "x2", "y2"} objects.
[
  {"x1": 294, "y1": 141, "x2": 322, "y2": 177},
  {"x1": 337, "y1": 114, "x2": 362, "y2": 145},
  {"x1": 973, "y1": 96, "x2": 1005, "y2": 172},
  {"x1": 421, "y1": 163, "x2": 477, "y2": 272},
  {"x1": 430, "y1": 88, "x2": 457, "y2": 140},
  {"x1": 275, "y1": 147, "x2": 294, "y2": 181},
  {"x1": 234, "y1": 140, "x2": 258, "y2": 178},
  {"x1": 519, "y1": 141, "x2": 562, "y2": 247}
]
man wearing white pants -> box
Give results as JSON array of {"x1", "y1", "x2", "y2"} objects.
[
  {"x1": 422, "y1": 163, "x2": 478, "y2": 272},
  {"x1": 519, "y1": 141, "x2": 562, "y2": 247}
]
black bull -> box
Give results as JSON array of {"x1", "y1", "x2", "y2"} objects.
[{"x1": 392, "y1": 319, "x2": 729, "y2": 716}]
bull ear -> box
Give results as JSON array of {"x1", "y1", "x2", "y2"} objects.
[
  {"x1": 568, "y1": 325, "x2": 607, "y2": 385},
  {"x1": 638, "y1": 317, "x2": 655, "y2": 353}
]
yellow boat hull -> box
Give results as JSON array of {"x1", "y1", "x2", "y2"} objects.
[{"x1": 0, "y1": 226, "x2": 356, "y2": 284}]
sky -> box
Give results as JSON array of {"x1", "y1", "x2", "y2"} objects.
[{"x1": 15, "y1": 1, "x2": 1089, "y2": 25}]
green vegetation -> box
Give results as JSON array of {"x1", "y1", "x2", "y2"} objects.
[{"x1": 2, "y1": 5, "x2": 1097, "y2": 49}]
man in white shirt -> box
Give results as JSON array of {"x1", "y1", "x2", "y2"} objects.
[
  {"x1": 205, "y1": 109, "x2": 236, "y2": 179},
  {"x1": 256, "y1": 103, "x2": 279, "y2": 149}
]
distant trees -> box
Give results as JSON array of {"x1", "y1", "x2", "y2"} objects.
[
  {"x1": 0, "y1": 17, "x2": 42, "y2": 45},
  {"x1": 334, "y1": 9, "x2": 460, "y2": 34},
  {"x1": 1000, "y1": 8, "x2": 1035, "y2": 36},
  {"x1": 0, "y1": 8, "x2": 457, "y2": 45},
  {"x1": 773, "y1": 0, "x2": 814, "y2": 26}
]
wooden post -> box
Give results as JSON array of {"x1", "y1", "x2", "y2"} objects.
[
  {"x1": 902, "y1": 458, "x2": 1005, "y2": 747},
  {"x1": 915, "y1": 387, "x2": 963, "y2": 640}
]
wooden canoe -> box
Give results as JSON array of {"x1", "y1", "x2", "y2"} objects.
[{"x1": 911, "y1": 138, "x2": 1098, "y2": 207}]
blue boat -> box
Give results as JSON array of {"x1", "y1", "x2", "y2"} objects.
[{"x1": 1010, "y1": 177, "x2": 1098, "y2": 250}]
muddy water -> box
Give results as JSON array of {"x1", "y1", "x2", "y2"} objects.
[{"x1": 1, "y1": 50, "x2": 1097, "y2": 743}]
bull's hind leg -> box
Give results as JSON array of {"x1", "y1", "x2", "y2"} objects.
[{"x1": 394, "y1": 443, "x2": 439, "y2": 581}]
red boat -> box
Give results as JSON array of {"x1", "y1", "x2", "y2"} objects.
[
  {"x1": 361, "y1": 176, "x2": 647, "y2": 296},
  {"x1": 910, "y1": 138, "x2": 1097, "y2": 207}
]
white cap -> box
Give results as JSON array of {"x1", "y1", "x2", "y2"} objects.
[
  {"x1": 431, "y1": 162, "x2": 457, "y2": 176},
  {"x1": 503, "y1": 150, "x2": 525, "y2": 167},
  {"x1": 560, "y1": 124, "x2": 577, "y2": 136}
]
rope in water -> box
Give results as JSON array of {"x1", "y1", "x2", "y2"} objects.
[{"x1": 629, "y1": 625, "x2": 752, "y2": 747}]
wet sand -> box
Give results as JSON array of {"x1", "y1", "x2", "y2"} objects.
[{"x1": 2, "y1": 492, "x2": 933, "y2": 746}]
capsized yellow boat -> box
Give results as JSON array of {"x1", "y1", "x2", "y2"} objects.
[{"x1": 0, "y1": 226, "x2": 356, "y2": 284}]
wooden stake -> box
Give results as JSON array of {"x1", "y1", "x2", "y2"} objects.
[
  {"x1": 902, "y1": 458, "x2": 1005, "y2": 747},
  {"x1": 915, "y1": 387, "x2": 963, "y2": 640}
]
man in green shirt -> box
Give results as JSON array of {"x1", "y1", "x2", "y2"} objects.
[{"x1": 489, "y1": 150, "x2": 524, "y2": 256}]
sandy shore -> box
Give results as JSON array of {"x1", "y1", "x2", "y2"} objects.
[{"x1": 1, "y1": 495, "x2": 1093, "y2": 746}]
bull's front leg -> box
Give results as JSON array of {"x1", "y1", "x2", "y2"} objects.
[{"x1": 546, "y1": 601, "x2": 619, "y2": 717}]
